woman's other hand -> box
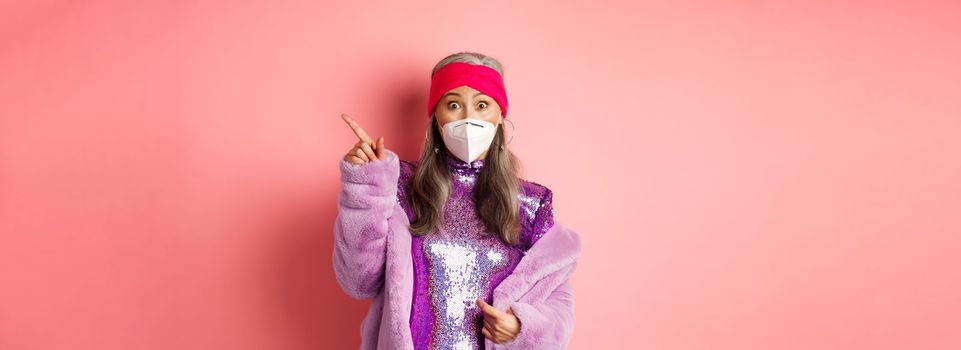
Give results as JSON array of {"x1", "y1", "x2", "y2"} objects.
[
  {"x1": 476, "y1": 298, "x2": 521, "y2": 344},
  {"x1": 341, "y1": 113, "x2": 387, "y2": 165}
]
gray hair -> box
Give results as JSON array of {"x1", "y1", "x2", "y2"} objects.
[{"x1": 431, "y1": 51, "x2": 505, "y2": 77}]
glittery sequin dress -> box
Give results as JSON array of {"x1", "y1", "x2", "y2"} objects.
[{"x1": 395, "y1": 154, "x2": 555, "y2": 350}]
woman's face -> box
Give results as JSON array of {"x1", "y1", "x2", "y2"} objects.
[{"x1": 434, "y1": 85, "x2": 503, "y2": 128}]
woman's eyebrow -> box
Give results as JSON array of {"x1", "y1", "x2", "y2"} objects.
[{"x1": 442, "y1": 92, "x2": 486, "y2": 99}]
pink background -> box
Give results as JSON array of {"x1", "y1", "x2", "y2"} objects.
[{"x1": 2, "y1": 1, "x2": 960, "y2": 349}]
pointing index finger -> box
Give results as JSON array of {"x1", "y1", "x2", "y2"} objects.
[{"x1": 341, "y1": 113, "x2": 374, "y2": 143}]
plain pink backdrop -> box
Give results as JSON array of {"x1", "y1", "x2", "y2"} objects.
[{"x1": 2, "y1": 1, "x2": 960, "y2": 349}]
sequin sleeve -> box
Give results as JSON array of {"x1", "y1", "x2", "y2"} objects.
[
  {"x1": 527, "y1": 187, "x2": 555, "y2": 249},
  {"x1": 332, "y1": 149, "x2": 399, "y2": 299}
]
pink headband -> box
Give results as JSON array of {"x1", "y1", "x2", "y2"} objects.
[{"x1": 427, "y1": 61, "x2": 508, "y2": 119}]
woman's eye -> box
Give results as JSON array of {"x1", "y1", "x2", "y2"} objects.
[
  {"x1": 478, "y1": 101, "x2": 488, "y2": 109},
  {"x1": 448, "y1": 102, "x2": 460, "y2": 109}
]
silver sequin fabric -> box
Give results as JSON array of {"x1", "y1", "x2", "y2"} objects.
[{"x1": 396, "y1": 154, "x2": 554, "y2": 350}]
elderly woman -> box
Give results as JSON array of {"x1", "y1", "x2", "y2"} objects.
[{"x1": 334, "y1": 52, "x2": 582, "y2": 349}]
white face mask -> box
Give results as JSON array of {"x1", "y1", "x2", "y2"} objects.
[{"x1": 439, "y1": 117, "x2": 499, "y2": 163}]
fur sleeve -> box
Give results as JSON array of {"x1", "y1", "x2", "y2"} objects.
[
  {"x1": 332, "y1": 149, "x2": 400, "y2": 299},
  {"x1": 499, "y1": 269, "x2": 576, "y2": 349}
]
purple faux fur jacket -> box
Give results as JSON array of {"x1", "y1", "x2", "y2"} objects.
[{"x1": 333, "y1": 149, "x2": 582, "y2": 349}]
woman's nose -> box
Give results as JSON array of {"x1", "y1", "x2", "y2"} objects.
[{"x1": 464, "y1": 107, "x2": 480, "y2": 119}]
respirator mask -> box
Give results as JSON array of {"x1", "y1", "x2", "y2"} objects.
[{"x1": 437, "y1": 114, "x2": 499, "y2": 163}]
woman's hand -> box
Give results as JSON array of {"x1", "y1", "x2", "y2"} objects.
[
  {"x1": 477, "y1": 298, "x2": 521, "y2": 344},
  {"x1": 341, "y1": 113, "x2": 387, "y2": 165}
]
